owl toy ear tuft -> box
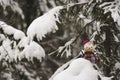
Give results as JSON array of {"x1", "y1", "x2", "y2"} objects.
[{"x1": 82, "y1": 40, "x2": 89, "y2": 45}]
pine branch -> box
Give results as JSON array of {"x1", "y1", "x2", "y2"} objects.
[{"x1": 2, "y1": 45, "x2": 11, "y2": 59}]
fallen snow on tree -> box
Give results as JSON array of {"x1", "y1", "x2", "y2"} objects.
[
  {"x1": 0, "y1": 21, "x2": 25, "y2": 40},
  {"x1": 0, "y1": 0, "x2": 24, "y2": 19},
  {"x1": 99, "y1": 0, "x2": 120, "y2": 26},
  {"x1": 78, "y1": 0, "x2": 89, "y2": 3},
  {"x1": 27, "y1": 6, "x2": 63, "y2": 41},
  {"x1": 51, "y1": 58, "x2": 113, "y2": 80},
  {"x1": 19, "y1": 41, "x2": 45, "y2": 62},
  {"x1": 0, "y1": 21, "x2": 45, "y2": 62},
  {"x1": 3, "y1": 72, "x2": 13, "y2": 80},
  {"x1": 115, "y1": 62, "x2": 120, "y2": 70}
]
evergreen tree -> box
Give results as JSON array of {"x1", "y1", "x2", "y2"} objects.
[{"x1": 0, "y1": 0, "x2": 120, "y2": 80}]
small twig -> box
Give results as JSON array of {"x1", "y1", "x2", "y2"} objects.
[
  {"x1": 47, "y1": 55, "x2": 61, "y2": 67},
  {"x1": 2, "y1": 45, "x2": 11, "y2": 58},
  {"x1": 49, "y1": 49, "x2": 59, "y2": 56},
  {"x1": 65, "y1": 2, "x2": 88, "y2": 8},
  {"x1": 49, "y1": 37, "x2": 76, "y2": 56}
]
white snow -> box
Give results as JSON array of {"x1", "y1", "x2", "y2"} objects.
[
  {"x1": 0, "y1": 21, "x2": 46, "y2": 62},
  {"x1": 13, "y1": 29, "x2": 25, "y2": 40},
  {"x1": 0, "y1": 21, "x2": 25, "y2": 40},
  {"x1": 49, "y1": 59, "x2": 73, "y2": 80},
  {"x1": 99, "y1": 0, "x2": 120, "y2": 26},
  {"x1": 78, "y1": 0, "x2": 89, "y2": 3},
  {"x1": 0, "y1": 0, "x2": 24, "y2": 19},
  {"x1": 52, "y1": 58, "x2": 112, "y2": 80},
  {"x1": 0, "y1": 34, "x2": 5, "y2": 42},
  {"x1": 78, "y1": 13, "x2": 91, "y2": 26},
  {"x1": 18, "y1": 37, "x2": 29, "y2": 47},
  {"x1": 19, "y1": 41, "x2": 45, "y2": 62},
  {"x1": 54, "y1": 38, "x2": 76, "y2": 58},
  {"x1": 3, "y1": 25, "x2": 16, "y2": 35},
  {"x1": 0, "y1": 39, "x2": 14, "y2": 62},
  {"x1": 3, "y1": 72, "x2": 14, "y2": 80},
  {"x1": 113, "y1": 33, "x2": 119, "y2": 42},
  {"x1": 27, "y1": 6, "x2": 63, "y2": 41},
  {"x1": 115, "y1": 62, "x2": 120, "y2": 69},
  {"x1": 90, "y1": 31, "x2": 97, "y2": 42}
]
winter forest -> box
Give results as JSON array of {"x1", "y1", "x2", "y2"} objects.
[{"x1": 0, "y1": 0, "x2": 120, "y2": 80}]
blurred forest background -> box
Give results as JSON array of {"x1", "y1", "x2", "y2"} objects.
[{"x1": 0, "y1": 0, "x2": 120, "y2": 80}]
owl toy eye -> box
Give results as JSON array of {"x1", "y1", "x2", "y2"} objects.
[{"x1": 90, "y1": 46, "x2": 93, "y2": 49}]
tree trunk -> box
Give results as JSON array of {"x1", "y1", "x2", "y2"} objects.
[{"x1": 104, "y1": 25, "x2": 111, "y2": 76}]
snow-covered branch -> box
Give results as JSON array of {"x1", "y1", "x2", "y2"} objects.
[
  {"x1": 27, "y1": 6, "x2": 63, "y2": 41},
  {"x1": 0, "y1": 0, "x2": 24, "y2": 19},
  {"x1": 99, "y1": 0, "x2": 120, "y2": 26},
  {"x1": 0, "y1": 21, "x2": 45, "y2": 62}
]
